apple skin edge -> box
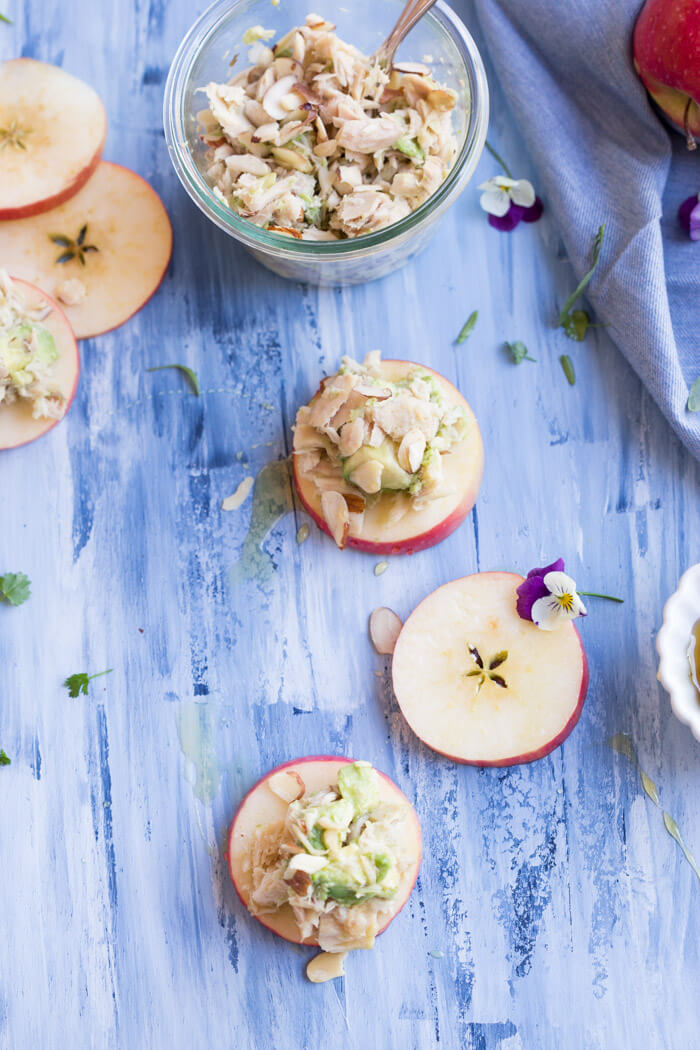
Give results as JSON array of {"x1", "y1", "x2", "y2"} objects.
[
  {"x1": 227, "y1": 756, "x2": 423, "y2": 947},
  {"x1": 392, "y1": 571, "x2": 590, "y2": 768},
  {"x1": 0, "y1": 279, "x2": 81, "y2": 451},
  {"x1": 633, "y1": 0, "x2": 700, "y2": 142},
  {"x1": 0, "y1": 59, "x2": 107, "y2": 221},
  {"x1": 292, "y1": 360, "x2": 484, "y2": 555}
]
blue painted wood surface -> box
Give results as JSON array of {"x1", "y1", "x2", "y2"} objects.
[{"x1": 1, "y1": 3, "x2": 698, "y2": 1048}]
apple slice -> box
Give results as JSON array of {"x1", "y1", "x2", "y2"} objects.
[
  {"x1": 392, "y1": 572, "x2": 588, "y2": 766},
  {"x1": 0, "y1": 59, "x2": 106, "y2": 220},
  {"x1": 0, "y1": 279, "x2": 80, "y2": 450},
  {"x1": 228, "y1": 756, "x2": 422, "y2": 946},
  {"x1": 0, "y1": 161, "x2": 172, "y2": 339},
  {"x1": 293, "y1": 361, "x2": 484, "y2": 555}
]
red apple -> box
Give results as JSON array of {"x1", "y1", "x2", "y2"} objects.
[
  {"x1": 392, "y1": 572, "x2": 589, "y2": 767},
  {"x1": 228, "y1": 756, "x2": 422, "y2": 946},
  {"x1": 293, "y1": 360, "x2": 484, "y2": 555},
  {"x1": 633, "y1": 0, "x2": 700, "y2": 148},
  {"x1": 0, "y1": 162, "x2": 173, "y2": 339},
  {"x1": 0, "y1": 279, "x2": 80, "y2": 451},
  {"x1": 0, "y1": 59, "x2": 106, "y2": 220}
]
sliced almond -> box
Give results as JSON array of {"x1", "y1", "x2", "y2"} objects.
[
  {"x1": 286, "y1": 853, "x2": 328, "y2": 874},
  {"x1": 225, "y1": 154, "x2": 271, "y2": 175},
  {"x1": 427, "y1": 88, "x2": 456, "y2": 111},
  {"x1": 369, "y1": 607, "x2": 403, "y2": 655},
  {"x1": 267, "y1": 769, "x2": 305, "y2": 803},
  {"x1": 308, "y1": 373, "x2": 356, "y2": 427},
  {"x1": 313, "y1": 139, "x2": 338, "y2": 158},
  {"x1": 338, "y1": 416, "x2": 365, "y2": 457},
  {"x1": 267, "y1": 224, "x2": 303, "y2": 238},
  {"x1": 354, "y1": 383, "x2": 392, "y2": 400},
  {"x1": 397, "y1": 428, "x2": 426, "y2": 474},
  {"x1": 320, "y1": 491, "x2": 350, "y2": 549},
  {"x1": 393, "y1": 61, "x2": 431, "y2": 75},
  {"x1": 270, "y1": 146, "x2": 312, "y2": 173},
  {"x1": 294, "y1": 449, "x2": 322, "y2": 475},
  {"x1": 306, "y1": 951, "x2": 348, "y2": 984},
  {"x1": 367, "y1": 423, "x2": 385, "y2": 448},
  {"x1": 263, "y1": 75, "x2": 304, "y2": 120},
  {"x1": 349, "y1": 459, "x2": 383, "y2": 494}
]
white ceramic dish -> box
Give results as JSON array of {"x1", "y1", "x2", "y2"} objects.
[{"x1": 657, "y1": 563, "x2": 700, "y2": 742}]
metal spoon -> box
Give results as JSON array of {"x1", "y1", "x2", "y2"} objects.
[{"x1": 374, "y1": 0, "x2": 439, "y2": 69}]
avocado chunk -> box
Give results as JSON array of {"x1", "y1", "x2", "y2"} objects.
[
  {"x1": 312, "y1": 843, "x2": 396, "y2": 904},
  {"x1": 0, "y1": 323, "x2": 58, "y2": 387},
  {"x1": 337, "y1": 761, "x2": 380, "y2": 816},
  {"x1": 342, "y1": 439, "x2": 412, "y2": 491}
]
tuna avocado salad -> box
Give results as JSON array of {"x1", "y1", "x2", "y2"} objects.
[
  {"x1": 0, "y1": 271, "x2": 66, "y2": 421},
  {"x1": 246, "y1": 762, "x2": 410, "y2": 951},
  {"x1": 198, "y1": 13, "x2": 458, "y2": 239},
  {"x1": 293, "y1": 351, "x2": 468, "y2": 547}
]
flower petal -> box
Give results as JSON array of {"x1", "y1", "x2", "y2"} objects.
[
  {"x1": 543, "y1": 570, "x2": 579, "y2": 597},
  {"x1": 531, "y1": 595, "x2": 570, "y2": 631},
  {"x1": 690, "y1": 201, "x2": 700, "y2": 242},
  {"x1": 516, "y1": 573, "x2": 550, "y2": 621},
  {"x1": 521, "y1": 196, "x2": 544, "y2": 223},
  {"x1": 678, "y1": 193, "x2": 700, "y2": 235},
  {"x1": 480, "y1": 186, "x2": 511, "y2": 217},
  {"x1": 509, "y1": 179, "x2": 535, "y2": 207},
  {"x1": 526, "y1": 558, "x2": 566, "y2": 580},
  {"x1": 488, "y1": 204, "x2": 524, "y2": 230}
]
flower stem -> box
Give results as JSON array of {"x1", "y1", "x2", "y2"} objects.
[
  {"x1": 484, "y1": 140, "x2": 512, "y2": 178},
  {"x1": 578, "y1": 591, "x2": 624, "y2": 603}
]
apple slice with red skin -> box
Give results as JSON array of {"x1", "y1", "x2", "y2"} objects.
[
  {"x1": 633, "y1": 0, "x2": 700, "y2": 147},
  {"x1": 228, "y1": 756, "x2": 422, "y2": 947},
  {"x1": 392, "y1": 572, "x2": 588, "y2": 767},
  {"x1": 0, "y1": 279, "x2": 80, "y2": 451},
  {"x1": 293, "y1": 361, "x2": 484, "y2": 555},
  {"x1": 0, "y1": 59, "x2": 106, "y2": 220},
  {"x1": 0, "y1": 161, "x2": 172, "y2": 339}
]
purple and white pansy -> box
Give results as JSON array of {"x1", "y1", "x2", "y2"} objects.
[
  {"x1": 678, "y1": 194, "x2": 700, "y2": 241},
  {"x1": 479, "y1": 176, "x2": 544, "y2": 232},
  {"x1": 516, "y1": 558, "x2": 587, "y2": 631}
]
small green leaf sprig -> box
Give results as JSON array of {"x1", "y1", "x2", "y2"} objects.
[
  {"x1": 0, "y1": 571, "x2": 30, "y2": 605},
  {"x1": 557, "y1": 224, "x2": 605, "y2": 342},
  {"x1": 49, "y1": 224, "x2": 99, "y2": 266},
  {"x1": 505, "y1": 340, "x2": 536, "y2": 365},
  {"x1": 146, "y1": 364, "x2": 200, "y2": 396},
  {"x1": 0, "y1": 749, "x2": 10, "y2": 766},
  {"x1": 609, "y1": 732, "x2": 700, "y2": 882},
  {"x1": 455, "y1": 310, "x2": 478, "y2": 344},
  {"x1": 687, "y1": 377, "x2": 700, "y2": 413},
  {"x1": 64, "y1": 669, "x2": 113, "y2": 698}
]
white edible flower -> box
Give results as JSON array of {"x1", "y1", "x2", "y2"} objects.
[
  {"x1": 531, "y1": 571, "x2": 587, "y2": 631},
  {"x1": 478, "y1": 176, "x2": 535, "y2": 217}
]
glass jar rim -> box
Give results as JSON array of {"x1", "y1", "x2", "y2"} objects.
[{"x1": 164, "y1": 0, "x2": 489, "y2": 257}]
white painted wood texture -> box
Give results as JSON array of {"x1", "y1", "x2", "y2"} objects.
[{"x1": 1, "y1": 2, "x2": 698, "y2": 1048}]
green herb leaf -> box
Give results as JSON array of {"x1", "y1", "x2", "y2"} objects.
[
  {"x1": 0, "y1": 12, "x2": 12, "y2": 24},
  {"x1": 0, "y1": 571, "x2": 31, "y2": 605},
  {"x1": 561, "y1": 309, "x2": 590, "y2": 342},
  {"x1": 607, "y1": 732, "x2": 637, "y2": 764},
  {"x1": 687, "y1": 377, "x2": 700, "y2": 412},
  {"x1": 557, "y1": 224, "x2": 605, "y2": 329},
  {"x1": 456, "y1": 311, "x2": 478, "y2": 344},
  {"x1": 146, "y1": 364, "x2": 200, "y2": 397},
  {"x1": 578, "y1": 590, "x2": 624, "y2": 603},
  {"x1": 505, "y1": 340, "x2": 536, "y2": 364},
  {"x1": 0, "y1": 750, "x2": 10, "y2": 765},
  {"x1": 663, "y1": 812, "x2": 700, "y2": 881},
  {"x1": 560, "y1": 354, "x2": 576, "y2": 386},
  {"x1": 63, "y1": 668, "x2": 113, "y2": 698},
  {"x1": 641, "y1": 772, "x2": 660, "y2": 807}
]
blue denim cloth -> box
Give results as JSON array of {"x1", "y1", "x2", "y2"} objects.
[{"x1": 472, "y1": 0, "x2": 700, "y2": 459}]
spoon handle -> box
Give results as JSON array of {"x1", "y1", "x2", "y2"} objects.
[{"x1": 374, "y1": 0, "x2": 439, "y2": 69}]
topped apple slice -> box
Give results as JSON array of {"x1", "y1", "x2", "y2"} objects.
[
  {"x1": 0, "y1": 161, "x2": 172, "y2": 339},
  {"x1": 0, "y1": 273, "x2": 80, "y2": 450},
  {"x1": 0, "y1": 59, "x2": 106, "y2": 220},
  {"x1": 392, "y1": 572, "x2": 588, "y2": 766},
  {"x1": 228, "y1": 757, "x2": 422, "y2": 978},
  {"x1": 292, "y1": 352, "x2": 483, "y2": 555}
]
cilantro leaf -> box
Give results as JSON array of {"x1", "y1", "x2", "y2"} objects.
[
  {"x1": 0, "y1": 750, "x2": 10, "y2": 766},
  {"x1": 505, "y1": 340, "x2": 536, "y2": 364},
  {"x1": 0, "y1": 13, "x2": 12, "y2": 24},
  {"x1": 146, "y1": 364, "x2": 200, "y2": 396},
  {"x1": 557, "y1": 224, "x2": 605, "y2": 337},
  {"x1": 687, "y1": 377, "x2": 700, "y2": 412},
  {"x1": 64, "y1": 668, "x2": 113, "y2": 697},
  {"x1": 455, "y1": 310, "x2": 478, "y2": 344},
  {"x1": 560, "y1": 354, "x2": 576, "y2": 386},
  {"x1": 0, "y1": 572, "x2": 31, "y2": 605}
]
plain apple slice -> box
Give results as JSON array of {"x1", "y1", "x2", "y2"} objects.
[
  {"x1": 0, "y1": 59, "x2": 106, "y2": 220},
  {"x1": 0, "y1": 278, "x2": 80, "y2": 450},
  {"x1": 293, "y1": 361, "x2": 484, "y2": 555},
  {"x1": 392, "y1": 572, "x2": 588, "y2": 766},
  {"x1": 0, "y1": 161, "x2": 172, "y2": 339},
  {"x1": 228, "y1": 756, "x2": 422, "y2": 946}
]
